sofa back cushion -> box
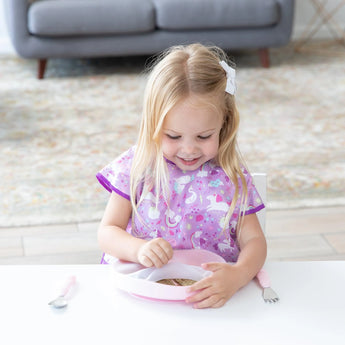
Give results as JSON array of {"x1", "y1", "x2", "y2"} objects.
[
  {"x1": 28, "y1": 0, "x2": 155, "y2": 37},
  {"x1": 153, "y1": 0, "x2": 280, "y2": 30}
]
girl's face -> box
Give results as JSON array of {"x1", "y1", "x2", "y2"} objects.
[{"x1": 162, "y1": 95, "x2": 223, "y2": 171}]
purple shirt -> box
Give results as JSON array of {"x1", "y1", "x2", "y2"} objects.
[{"x1": 97, "y1": 147, "x2": 264, "y2": 263}]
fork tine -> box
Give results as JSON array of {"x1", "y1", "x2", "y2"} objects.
[
  {"x1": 257, "y1": 270, "x2": 280, "y2": 303},
  {"x1": 263, "y1": 287, "x2": 279, "y2": 303}
]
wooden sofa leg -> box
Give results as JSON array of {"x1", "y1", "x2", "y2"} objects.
[
  {"x1": 259, "y1": 48, "x2": 270, "y2": 68},
  {"x1": 38, "y1": 59, "x2": 47, "y2": 79}
]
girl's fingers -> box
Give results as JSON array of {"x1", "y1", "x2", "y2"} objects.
[
  {"x1": 189, "y1": 292, "x2": 224, "y2": 309},
  {"x1": 147, "y1": 245, "x2": 171, "y2": 267},
  {"x1": 155, "y1": 239, "x2": 173, "y2": 261},
  {"x1": 138, "y1": 239, "x2": 173, "y2": 267},
  {"x1": 201, "y1": 262, "x2": 223, "y2": 272},
  {"x1": 149, "y1": 239, "x2": 173, "y2": 266},
  {"x1": 186, "y1": 284, "x2": 227, "y2": 309},
  {"x1": 154, "y1": 240, "x2": 174, "y2": 265},
  {"x1": 186, "y1": 283, "x2": 213, "y2": 303},
  {"x1": 161, "y1": 242, "x2": 174, "y2": 260},
  {"x1": 156, "y1": 244, "x2": 171, "y2": 264},
  {"x1": 198, "y1": 297, "x2": 226, "y2": 309},
  {"x1": 139, "y1": 247, "x2": 164, "y2": 267},
  {"x1": 139, "y1": 254, "x2": 154, "y2": 267},
  {"x1": 187, "y1": 276, "x2": 212, "y2": 293},
  {"x1": 210, "y1": 298, "x2": 226, "y2": 309},
  {"x1": 146, "y1": 248, "x2": 165, "y2": 268}
]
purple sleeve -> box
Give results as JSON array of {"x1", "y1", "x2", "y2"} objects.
[
  {"x1": 96, "y1": 147, "x2": 134, "y2": 201},
  {"x1": 244, "y1": 172, "x2": 265, "y2": 215}
]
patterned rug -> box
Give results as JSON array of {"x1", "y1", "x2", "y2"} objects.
[{"x1": 1, "y1": 44, "x2": 344, "y2": 226}]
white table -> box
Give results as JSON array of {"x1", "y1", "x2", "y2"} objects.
[{"x1": 1, "y1": 261, "x2": 345, "y2": 345}]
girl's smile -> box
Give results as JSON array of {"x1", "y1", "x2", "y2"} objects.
[
  {"x1": 177, "y1": 156, "x2": 201, "y2": 167},
  {"x1": 162, "y1": 95, "x2": 223, "y2": 171}
]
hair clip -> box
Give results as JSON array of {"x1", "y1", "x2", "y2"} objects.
[{"x1": 219, "y1": 60, "x2": 236, "y2": 95}]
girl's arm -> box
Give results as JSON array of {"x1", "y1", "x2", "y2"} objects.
[
  {"x1": 232, "y1": 212, "x2": 267, "y2": 285},
  {"x1": 186, "y1": 213, "x2": 267, "y2": 308},
  {"x1": 98, "y1": 192, "x2": 173, "y2": 267}
]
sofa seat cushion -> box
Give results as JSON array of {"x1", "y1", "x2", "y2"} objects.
[
  {"x1": 153, "y1": 0, "x2": 280, "y2": 30},
  {"x1": 28, "y1": 0, "x2": 155, "y2": 37}
]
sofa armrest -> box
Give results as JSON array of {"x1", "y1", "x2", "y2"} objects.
[
  {"x1": 4, "y1": 0, "x2": 32, "y2": 57},
  {"x1": 275, "y1": 0, "x2": 295, "y2": 44}
]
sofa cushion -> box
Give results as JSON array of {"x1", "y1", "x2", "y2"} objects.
[
  {"x1": 28, "y1": 0, "x2": 155, "y2": 37},
  {"x1": 153, "y1": 0, "x2": 280, "y2": 30}
]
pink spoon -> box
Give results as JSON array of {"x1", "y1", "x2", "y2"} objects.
[{"x1": 48, "y1": 275, "x2": 76, "y2": 308}]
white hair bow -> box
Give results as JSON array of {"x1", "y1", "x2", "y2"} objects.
[{"x1": 219, "y1": 60, "x2": 236, "y2": 95}]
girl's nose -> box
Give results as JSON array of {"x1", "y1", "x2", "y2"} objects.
[{"x1": 182, "y1": 140, "x2": 196, "y2": 155}]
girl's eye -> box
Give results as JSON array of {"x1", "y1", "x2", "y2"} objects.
[
  {"x1": 198, "y1": 135, "x2": 212, "y2": 140},
  {"x1": 166, "y1": 134, "x2": 181, "y2": 140}
]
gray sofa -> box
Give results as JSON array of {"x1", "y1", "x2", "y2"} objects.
[{"x1": 5, "y1": 0, "x2": 295, "y2": 79}]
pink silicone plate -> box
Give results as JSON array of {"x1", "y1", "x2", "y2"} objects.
[{"x1": 110, "y1": 249, "x2": 225, "y2": 301}]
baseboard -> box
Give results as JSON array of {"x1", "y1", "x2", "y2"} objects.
[{"x1": 0, "y1": 37, "x2": 15, "y2": 56}]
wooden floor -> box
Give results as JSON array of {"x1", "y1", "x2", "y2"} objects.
[{"x1": 0, "y1": 206, "x2": 344, "y2": 264}]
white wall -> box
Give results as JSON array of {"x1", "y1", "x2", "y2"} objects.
[
  {"x1": 1, "y1": 0, "x2": 345, "y2": 55},
  {"x1": 292, "y1": 0, "x2": 345, "y2": 41}
]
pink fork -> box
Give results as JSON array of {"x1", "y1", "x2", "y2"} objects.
[{"x1": 256, "y1": 269, "x2": 279, "y2": 303}]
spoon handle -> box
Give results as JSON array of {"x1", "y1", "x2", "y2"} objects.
[{"x1": 61, "y1": 275, "x2": 77, "y2": 296}]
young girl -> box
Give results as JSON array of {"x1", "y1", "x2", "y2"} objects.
[{"x1": 96, "y1": 43, "x2": 267, "y2": 309}]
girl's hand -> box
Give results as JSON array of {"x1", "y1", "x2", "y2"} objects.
[
  {"x1": 185, "y1": 262, "x2": 244, "y2": 309},
  {"x1": 137, "y1": 238, "x2": 173, "y2": 268}
]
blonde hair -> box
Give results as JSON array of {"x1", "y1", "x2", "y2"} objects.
[{"x1": 130, "y1": 43, "x2": 248, "y2": 238}]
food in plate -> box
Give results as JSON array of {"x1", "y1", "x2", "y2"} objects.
[{"x1": 156, "y1": 278, "x2": 196, "y2": 286}]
